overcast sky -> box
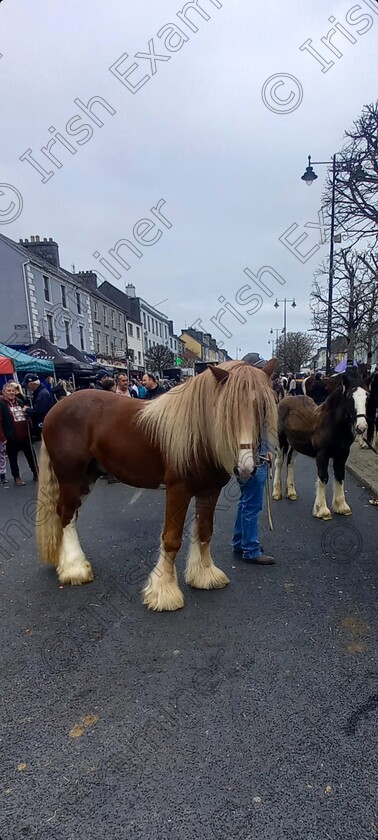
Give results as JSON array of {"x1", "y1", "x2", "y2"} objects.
[{"x1": 1, "y1": 0, "x2": 377, "y2": 360}]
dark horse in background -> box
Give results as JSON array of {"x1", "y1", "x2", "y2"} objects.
[
  {"x1": 365, "y1": 370, "x2": 378, "y2": 450},
  {"x1": 304, "y1": 367, "x2": 378, "y2": 450},
  {"x1": 273, "y1": 373, "x2": 368, "y2": 520}
]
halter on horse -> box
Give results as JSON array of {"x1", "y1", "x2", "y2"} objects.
[
  {"x1": 273, "y1": 373, "x2": 368, "y2": 519},
  {"x1": 36, "y1": 360, "x2": 277, "y2": 611}
]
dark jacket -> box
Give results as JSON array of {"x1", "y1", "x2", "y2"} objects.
[
  {"x1": 311, "y1": 379, "x2": 327, "y2": 405},
  {"x1": 144, "y1": 385, "x2": 166, "y2": 400},
  {"x1": 0, "y1": 397, "x2": 30, "y2": 443},
  {"x1": 25, "y1": 383, "x2": 53, "y2": 426}
]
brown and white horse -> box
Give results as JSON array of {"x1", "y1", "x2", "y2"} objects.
[
  {"x1": 273, "y1": 373, "x2": 368, "y2": 519},
  {"x1": 36, "y1": 360, "x2": 277, "y2": 611}
]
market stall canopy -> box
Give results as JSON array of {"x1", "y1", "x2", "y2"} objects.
[
  {"x1": 0, "y1": 355, "x2": 15, "y2": 375},
  {"x1": 0, "y1": 341, "x2": 54, "y2": 374},
  {"x1": 65, "y1": 344, "x2": 98, "y2": 368},
  {"x1": 26, "y1": 337, "x2": 94, "y2": 376}
]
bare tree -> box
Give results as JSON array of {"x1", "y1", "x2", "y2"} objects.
[
  {"x1": 144, "y1": 344, "x2": 175, "y2": 376},
  {"x1": 276, "y1": 332, "x2": 315, "y2": 374},
  {"x1": 322, "y1": 101, "x2": 378, "y2": 246},
  {"x1": 310, "y1": 247, "x2": 378, "y2": 365}
]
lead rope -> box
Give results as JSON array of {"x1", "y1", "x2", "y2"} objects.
[{"x1": 257, "y1": 454, "x2": 274, "y2": 531}]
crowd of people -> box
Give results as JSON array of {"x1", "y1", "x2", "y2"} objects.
[{"x1": 0, "y1": 369, "x2": 176, "y2": 487}]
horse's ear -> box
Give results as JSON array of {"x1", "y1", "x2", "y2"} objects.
[
  {"x1": 209, "y1": 365, "x2": 229, "y2": 384},
  {"x1": 262, "y1": 358, "x2": 277, "y2": 379}
]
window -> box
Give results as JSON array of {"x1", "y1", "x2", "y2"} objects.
[
  {"x1": 63, "y1": 319, "x2": 70, "y2": 345},
  {"x1": 46, "y1": 313, "x2": 54, "y2": 343},
  {"x1": 61, "y1": 285, "x2": 67, "y2": 309},
  {"x1": 128, "y1": 322, "x2": 133, "y2": 337},
  {"x1": 104, "y1": 335, "x2": 109, "y2": 354},
  {"x1": 138, "y1": 351, "x2": 141, "y2": 364},
  {"x1": 76, "y1": 292, "x2": 81, "y2": 315},
  {"x1": 94, "y1": 300, "x2": 99, "y2": 322},
  {"x1": 148, "y1": 316, "x2": 151, "y2": 332},
  {"x1": 159, "y1": 323, "x2": 162, "y2": 338},
  {"x1": 170, "y1": 338, "x2": 173, "y2": 349},
  {"x1": 111, "y1": 310, "x2": 115, "y2": 329},
  {"x1": 43, "y1": 275, "x2": 51, "y2": 302},
  {"x1": 120, "y1": 338, "x2": 124, "y2": 351},
  {"x1": 103, "y1": 306, "x2": 108, "y2": 326},
  {"x1": 95, "y1": 331, "x2": 100, "y2": 352},
  {"x1": 118, "y1": 313, "x2": 122, "y2": 331},
  {"x1": 136, "y1": 326, "x2": 140, "y2": 340},
  {"x1": 79, "y1": 325, "x2": 85, "y2": 351},
  {"x1": 143, "y1": 312, "x2": 146, "y2": 328},
  {"x1": 164, "y1": 325, "x2": 168, "y2": 340}
]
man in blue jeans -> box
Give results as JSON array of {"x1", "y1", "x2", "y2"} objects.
[{"x1": 232, "y1": 353, "x2": 275, "y2": 565}]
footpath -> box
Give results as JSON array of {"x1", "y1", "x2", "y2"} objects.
[{"x1": 346, "y1": 439, "x2": 378, "y2": 499}]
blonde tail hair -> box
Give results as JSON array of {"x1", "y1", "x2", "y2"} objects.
[{"x1": 36, "y1": 439, "x2": 63, "y2": 566}]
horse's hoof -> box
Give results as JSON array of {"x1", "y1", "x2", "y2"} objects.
[
  {"x1": 272, "y1": 491, "x2": 282, "y2": 501},
  {"x1": 141, "y1": 574, "x2": 184, "y2": 612},
  {"x1": 313, "y1": 507, "x2": 332, "y2": 520},
  {"x1": 286, "y1": 491, "x2": 298, "y2": 501},
  {"x1": 57, "y1": 559, "x2": 94, "y2": 585},
  {"x1": 333, "y1": 505, "x2": 352, "y2": 516}
]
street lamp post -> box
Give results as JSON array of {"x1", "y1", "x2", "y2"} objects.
[
  {"x1": 301, "y1": 153, "x2": 362, "y2": 375},
  {"x1": 270, "y1": 327, "x2": 282, "y2": 357},
  {"x1": 301, "y1": 154, "x2": 336, "y2": 376},
  {"x1": 274, "y1": 298, "x2": 296, "y2": 375}
]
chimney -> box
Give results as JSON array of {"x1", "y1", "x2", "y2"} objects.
[
  {"x1": 125, "y1": 283, "x2": 136, "y2": 298},
  {"x1": 73, "y1": 270, "x2": 98, "y2": 292},
  {"x1": 22, "y1": 236, "x2": 60, "y2": 268}
]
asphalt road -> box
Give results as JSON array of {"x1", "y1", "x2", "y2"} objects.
[{"x1": 1, "y1": 452, "x2": 378, "y2": 840}]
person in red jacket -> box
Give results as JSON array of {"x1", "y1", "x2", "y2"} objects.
[{"x1": 0, "y1": 382, "x2": 38, "y2": 486}]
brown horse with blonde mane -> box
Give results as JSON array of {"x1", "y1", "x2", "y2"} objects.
[{"x1": 36, "y1": 360, "x2": 277, "y2": 611}]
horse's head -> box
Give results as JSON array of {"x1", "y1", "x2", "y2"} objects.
[
  {"x1": 342, "y1": 374, "x2": 368, "y2": 436},
  {"x1": 209, "y1": 359, "x2": 277, "y2": 478}
]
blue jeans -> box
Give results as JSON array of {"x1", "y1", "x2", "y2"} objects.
[{"x1": 232, "y1": 464, "x2": 267, "y2": 558}]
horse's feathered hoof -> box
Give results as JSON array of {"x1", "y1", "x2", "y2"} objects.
[
  {"x1": 332, "y1": 504, "x2": 352, "y2": 516},
  {"x1": 313, "y1": 506, "x2": 332, "y2": 520},
  {"x1": 272, "y1": 491, "x2": 282, "y2": 501},
  {"x1": 286, "y1": 491, "x2": 298, "y2": 501},
  {"x1": 142, "y1": 574, "x2": 184, "y2": 611}
]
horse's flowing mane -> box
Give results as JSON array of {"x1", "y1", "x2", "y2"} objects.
[{"x1": 137, "y1": 361, "x2": 277, "y2": 475}]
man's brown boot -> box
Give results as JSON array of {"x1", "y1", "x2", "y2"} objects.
[{"x1": 14, "y1": 477, "x2": 26, "y2": 487}]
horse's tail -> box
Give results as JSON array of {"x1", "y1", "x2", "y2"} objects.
[{"x1": 36, "y1": 438, "x2": 63, "y2": 566}]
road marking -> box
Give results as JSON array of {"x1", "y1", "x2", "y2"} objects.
[{"x1": 128, "y1": 489, "x2": 144, "y2": 505}]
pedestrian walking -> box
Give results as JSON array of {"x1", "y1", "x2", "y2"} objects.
[
  {"x1": 23, "y1": 374, "x2": 54, "y2": 438},
  {"x1": 141, "y1": 373, "x2": 166, "y2": 400},
  {"x1": 0, "y1": 381, "x2": 38, "y2": 486},
  {"x1": 288, "y1": 374, "x2": 297, "y2": 396},
  {"x1": 232, "y1": 356, "x2": 275, "y2": 565}
]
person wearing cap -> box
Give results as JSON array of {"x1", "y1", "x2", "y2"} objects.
[
  {"x1": 95, "y1": 370, "x2": 114, "y2": 390},
  {"x1": 22, "y1": 374, "x2": 53, "y2": 438},
  {"x1": 232, "y1": 354, "x2": 275, "y2": 564},
  {"x1": 0, "y1": 381, "x2": 38, "y2": 485}
]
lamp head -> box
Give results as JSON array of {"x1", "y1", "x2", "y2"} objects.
[
  {"x1": 274, "y1": 300, "x2": 279, "y2": 309},
  {"x1": 292, "y1": 299, "x2": 297, "y2": 308},
  {"x1": 301, "y1": 155, "x2": 318, "y2": 186}
]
